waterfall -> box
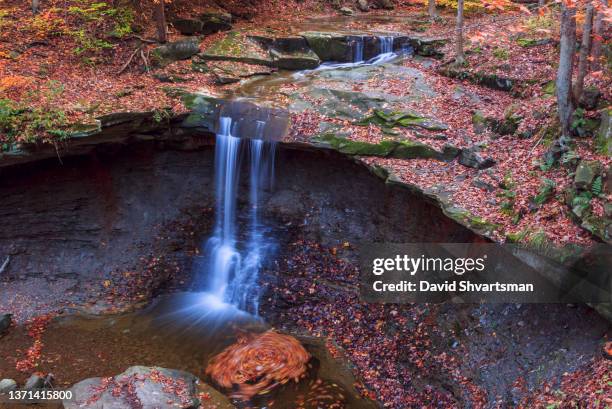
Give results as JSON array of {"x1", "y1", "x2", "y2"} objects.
[
  {"x1": 367, "y1": 36, "x2": 395, "y2": 64},
  {"x1": 204, "y1": 116, "x2": 277, "y2": 314},
  {"x1": 352, "y1": 36, "x2": 365, "y2": 63}
]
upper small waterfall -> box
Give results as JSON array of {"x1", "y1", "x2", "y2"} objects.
[{"x1": 352, "y1": 36, "x2": 365, "y2": 63}]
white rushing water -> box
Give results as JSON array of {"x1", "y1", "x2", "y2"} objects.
[
  {"x1": 294, "y1": 35, "x2": 399, "y2": 77},
  {"x1": 204, "y1": 117, "x2": 276, "y2": 315}
]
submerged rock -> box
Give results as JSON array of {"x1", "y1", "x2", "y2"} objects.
[
  {"x1": 0, "y1": 379, "x2": 17, "y2": 394},
  {"x1": 64, "y1": 366, "x2": 234, "y2": 409}
]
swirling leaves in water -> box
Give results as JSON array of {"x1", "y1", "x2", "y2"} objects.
[{"x1": 206, "y1": 330, "x2": 310, "y2": 400}]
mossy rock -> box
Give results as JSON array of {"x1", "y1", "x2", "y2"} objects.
[
  {"x1": 199, "y1": 31, "x2": 273, "y2": 66},
  {"x1": 315, "y1": 133, "x2": 451, "y2": 161},
  {"x1": 440, "y1": 66, "x2": 514, "y2": 92},
  {"x1": 357, "y1": 110, "x2": 448, "y2": 132},
  {"x1": 596, "y1": 107, "x2": 611, "y2": 156},
  {"x1": 574, "y1": 160, "x2": 603, "y2": 191},
  {"x1": 179, "y1": 92, "x2": 222, "y2": 129}
]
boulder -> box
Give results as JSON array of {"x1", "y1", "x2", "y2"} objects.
[
  {"x1": 340, "y1": 7, "x2": 354, "y2": 15},
  {"x1": 201, "y1": 16, "x2": 232, "y2": 35},
  {"x1": 0, "y1": 379, "x2": 17, "y2": 394},
  {"x1": 357, "y1": 0, "x2": 370, "y2": 11},
  {"x1": 0, "y1": 313, "x2": 11, "y2": 334},
  {"x1": 172, "y1": 18, "x2": 203, "y2": 35},
  {"x1": 459, "y1": 147, "x2": 496, "y2": 169},
  {"x1": 301, "y1": 32, "x2": 352, "y2": 62},
  {"x1": 574, "y1": 160, "x2": 602, "y2": 191},
  {"x1": 578, "y1": 87, "x2": 601, "y2": 110},
  {"x1": 64, "y1": 366, "x2": 234, "y2": 409},
  {"x1": 374, "y1": 0, "x2": 394, "y2": 9},
  {"x1": 153, "y1": 39, "x2": 200, "y2": 66},
  {"x1": 598, "y1": 108, "x2": 611, "y2": 156},
  {"x1": 24, "y1": 374, "x2": 45, "y2": 390}
]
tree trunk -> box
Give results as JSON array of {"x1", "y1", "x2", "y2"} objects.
[
  {"x1": 557, "y1": 1, "x2": 576, "y2": 138},
  {"x1": 32, "y1": 0, "x2": 39, "y2": 14},
  {"x1": 428, "y1": 0, "x2": 438, "y2": 19},
  {"x1": 455, "y1": 0, "x2": 465, "y2": 64},
  {"x1": 153, "y1": 0, "x2": 167, "y2": 43},
  {"x1": 574, "y1": 1, "x2": 594, "y2": 101},
  {"x1": 591, "y1": 0, "x2": 608, "y2": 71}
]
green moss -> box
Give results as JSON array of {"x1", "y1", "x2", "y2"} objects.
[
  {"x1": 316, "y1": 133, "x2": 445, "y2": 160},
  {"x1": 357, "y1": 110, "x2": 447, "y2": 132}
]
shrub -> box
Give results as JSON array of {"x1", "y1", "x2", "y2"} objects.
[{"x1": 0, "y1": 82, "x2": 70, "y2": 148}]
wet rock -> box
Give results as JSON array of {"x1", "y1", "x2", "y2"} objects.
[
  {"x1": 0, "y1": 379, "x2": 17, "y2": 394},
  {"x1": 459, "y1": 147, "x2": 496, "y2": 170},
  {"x1": 0, "y1": 313, "x2": 11, "y2": 334},
  {"x1": 172, "y1": 18, "x2": 203, "y2": 35},
  {"x1": 357, "y1": 0, "x2": 370, "y2": 11},
  {"x1": 152, "y1": 39, "x2": 200, "y2": 66},
  {"x1": 339, "y1": 7, "x2": 354, "y2": 15},
  {"x1": 301, "y1": 32, "x2": 352, "y2": 62},
  {"x1": 574, "y1": 160, "x2": 602, "y2": 191},
  {"x1": 64, "y1": 366, "x2": 234, "y2": 409}
]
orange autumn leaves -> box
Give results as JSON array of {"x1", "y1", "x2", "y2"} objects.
[{"x1": 206, "y1": 330, "x2": 310, "y2": 400}]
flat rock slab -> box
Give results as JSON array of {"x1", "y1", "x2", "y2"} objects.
[
  {"x1": 199, "y1": 31, "x2": 273, "y2": 66},
  {"x1": 64, "y1": 366, "x2": 234, "y2": 409}
]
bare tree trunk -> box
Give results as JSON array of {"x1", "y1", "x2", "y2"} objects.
[
  {"x1": 574, "y1": 1, "x2": 594, "y2": 101},
  {"x1": 455, "y1": 0, "x2": 465, "y2": 64},
  {"x1": 32, "y1": 0, "x2": 39, "y2": 14},
  {"x1": 591, "y1": 0, "x2": 608, "y2": 70},
  {"x1": 153, "y1": 0, "x2": 167, "y2": 43},
  {"x1": 428, "y1": 0, "x2": 438, "y2": 19},
  {"x1": 557, "y1": 1, "x2": 576, "y2": 138}
]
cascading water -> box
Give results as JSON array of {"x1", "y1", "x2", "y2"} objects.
[
  {"x1": 352, "y1": 36, "x2": 365, "y2": 63},
  {"x1": 203, "y1": 115, "x2": 277, "y2": 315},
  {"x1": 367, "y1": 36, "x2": 395, "y2": 64}
]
